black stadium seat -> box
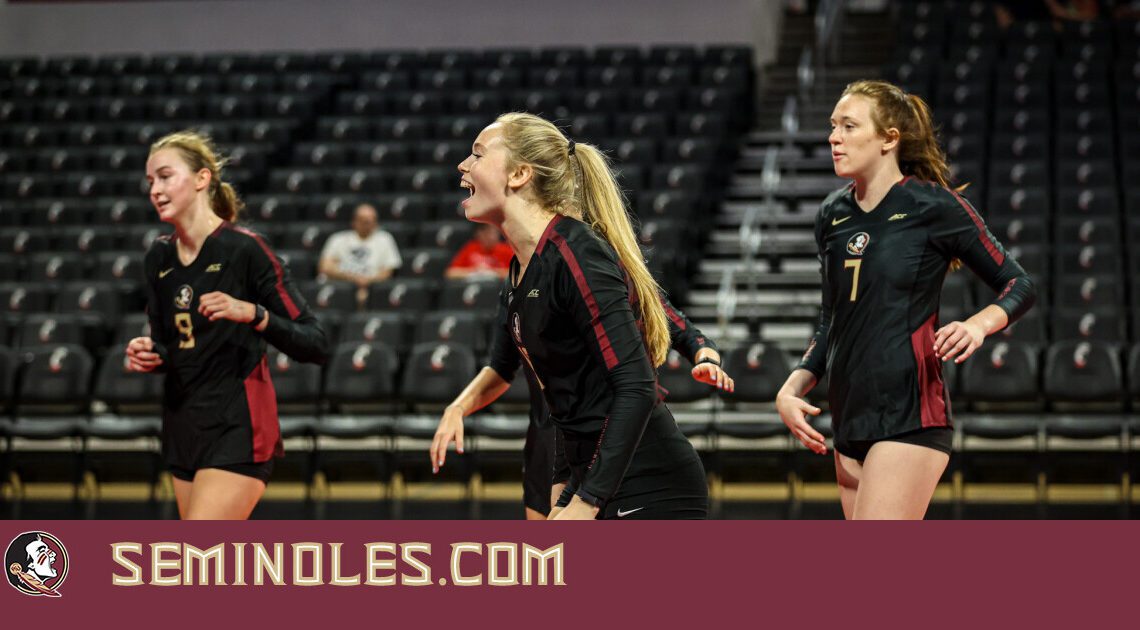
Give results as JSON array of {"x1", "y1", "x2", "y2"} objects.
[
  {"x1": 721, "y1": 342, "x2": 791, "y2": 404},
  {"x1": 1043, "y1": 340, "x2": 1124, "y2": 409},
  {"x1": 400, "y1": 342, "x2": 477, "y2": 407}
]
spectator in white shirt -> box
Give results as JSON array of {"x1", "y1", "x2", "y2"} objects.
[{"x1": 318, "y1": 203, "x2": 401, "y2": 306}]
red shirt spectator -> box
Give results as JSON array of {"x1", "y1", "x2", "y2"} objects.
[{"x1": 446, "y1": 224, "x2": 513, "y2": 279}]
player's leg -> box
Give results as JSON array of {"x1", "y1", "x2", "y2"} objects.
[
  {"x1": 833, "y1": 451, "x2": 861, "y2": 519},
  {"x1": 851, "y1": 441, "x2": 948, "y2": 520},
  {"x1": 525, "y1": 507, "x2": 546, "y2": 520},
  {"x1": 171, "y1": 475, "x2": 194, "y2": 519},
  {"x1": 183, "y1": 468, "x2": 267, "y2": 520}
]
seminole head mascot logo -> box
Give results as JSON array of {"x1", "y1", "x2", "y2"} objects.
[
  {"x1": 846, "y1": 232, "x2": 870, "y2": 256},
  {"x1": 6, "y1": 531, "x2": 69, "y2": 597},
  {"x1": 174, "y1": 285, "x2": 194, "y2": 310}
]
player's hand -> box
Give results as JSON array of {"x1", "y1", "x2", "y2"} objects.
[
  {"x1": 934, "y1": 320, "x2": 986, "y2": 363},
  {"x1": 430, "y1": 404, "x2": 466, "y2": 474},
  {"x1": 549, "y1": 482, "x2": 567, "y2": 519},
  {"x1": 691, "y1": 362, "x2": 735, "y2": 392},
  {"x1": 549, "y1": 496, "x2": 599, "y2": 520},
  {"x1": 198, "y1": 291, "x2": 255, "y2": 323},
  {"x1": 125, "y1": 336, "x2": 163, "y2": 372},
  {"x1": 776, "y1": 391, "x2": 827, "y2": 454}
]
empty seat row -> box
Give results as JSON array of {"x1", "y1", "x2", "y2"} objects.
[
  {"x1": 0, "y1": 93, "x2": 324, "y2": 123},
  {"x1": 8, "y1": 338, "x2": 1111, "y2": 418},
  {"x1": 264, "y1": 163, "x2": 710, "y2": 195},
  {"x1": 0, "y1": 119, "x2": 300, "y2": 149},
  {"x1": 1, "y1": 45, "x2": 752, "y2": 77},
  {"x1": 312, "y1": 112, "x2": 731, "y2": 142}
]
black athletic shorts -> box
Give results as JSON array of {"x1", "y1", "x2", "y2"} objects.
[
  {"x1": 169, "y1": 460, "x2": 274, "y2": 484},
  {"x1": 835, "y1": 426, "x2": 954, "y2": 462},
  {"x1": 596, "y1": 459, "x2": 709, "y2": 520},
  {"x1": 524, "y1": 420, "x2": 558, "y2": 516},
  {"x1": 561, "y1": 406, "x2": 709, "y2": 520}
]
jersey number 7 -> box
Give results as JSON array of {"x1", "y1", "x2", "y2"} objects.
[{"x1": 843, "y1": 259, "x2": 862, "y2": 302}]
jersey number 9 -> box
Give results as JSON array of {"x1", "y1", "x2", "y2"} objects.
[{"x1": 175, "y1": 313, "x2": 196, "y2": 349}]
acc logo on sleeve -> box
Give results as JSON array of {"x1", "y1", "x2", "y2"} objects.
[{"x1": 5, "y1": 531, "x2": 70, "y2": 597}]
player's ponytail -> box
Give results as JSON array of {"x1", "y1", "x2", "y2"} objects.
[
  {"x1": 496, "y1": 112, "x2": 670, "y2": 367},
  {"x1": 900, "y1": 93, "x2": 954, "y2": 189},
  {"x1": 572, "y1": 142, "x2": 670, "y2": 367},
  {"x1": 150, "y1": 130, "x2": 245, "y2": 223}
]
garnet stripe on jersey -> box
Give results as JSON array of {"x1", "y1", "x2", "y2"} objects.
[
  {"x1": 244, "y1": 356, "x2": 282, "y2": 461},
  {"x1": 910, "y1": 313, "x2": 949, "y2": 428},
  {"x1": 949, "y1": 189, "x2": 1004, "y2": 266},
  {"x1": 662, "y1": 299, "x2": 687, "y2": 330},
  {"x1": 549, "y1": 231, "x2": 620, "y2": 370},
  {"x1": 234, "y1": 225, "x2": 301, "y2": 319},
  {"x1": 533, "y1": 213, "x2": 564, "y2": 255}
]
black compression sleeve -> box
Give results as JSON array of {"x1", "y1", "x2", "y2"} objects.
[
  {"x1": 661, "y1": 290, "x2": 717, "y2": 362},
  {"x1": 796, "y1": 207, "x2": 832, "y2": 378},
  {"x1": 246, "y1": 230, "x2": 330, "y2": 364},
  {"x1": 552, "y1": 232, "x2": 656, "y2": 505},
  {"x1": 931, "y1": 189, "x2": 1037, "y2": 325}
]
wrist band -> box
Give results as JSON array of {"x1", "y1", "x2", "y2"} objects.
[
  {"x1": 249, "y1": 304, "x2": 267, "y2": 329},
  {"x1": 696, "y1": 357, "x2": 720, "y2": 367}
]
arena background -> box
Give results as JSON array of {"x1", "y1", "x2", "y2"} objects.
[{"x1": 1, "y1": 0, "x2": 1136, "y2": 520}]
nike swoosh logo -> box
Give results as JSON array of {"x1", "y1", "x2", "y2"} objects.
[
  {"x1": 889, "y1": 213, "x2": 908, "y2": 221},
  {"x1": 158, "y1": 268, "x2": 173, "y2": 278},
  {"x1": 616, "y1": 507, "x2": 644, "y2": 518},
  {"x1": 831, "y1": 216, "x2": 851, "y2": 226}
]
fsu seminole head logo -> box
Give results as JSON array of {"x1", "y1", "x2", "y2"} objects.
[
  {"x1": 511, "y1": 312, "x2": 523, "y2": 344},
  {"x1": 174, "y1": 285, "x2": 193, "y2": 310},
  {"x1": 6, "y1": 531, "x2": 69, "y2": 597},
  {"x1": 846, "y1": 232, "x2": 870, "y2": 256}
]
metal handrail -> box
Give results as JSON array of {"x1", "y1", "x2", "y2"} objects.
[
  {"x1": 715, "y1": 265, "x2": 737, "y2": 340},
  {"x1": 815, "y1": 0, "x2": 845, "y2": 65},
  {"x1": 796, "y1": 47, "x2": 814, "y2": 105}
]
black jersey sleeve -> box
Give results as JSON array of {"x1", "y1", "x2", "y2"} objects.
[
  {"x1": 661, "y1": 291, "x2": 717, "y2": 362},
  {"x1": 796, "y1": 208, "x2": 832, "y2": 378},
  {"x1": 487, "y1": 283, "x2": 521, "y2": 382},
  {"x1": 552, "y1": 233, "x2": 658, "y2": 505},
  {"x1": 244, "y1": 230, "x2": 330, "y2": 365},
  {"x1": 930, "y1": 190, "x2": 1037, "y2": 324},
  {"x1": 142, "y1": 243, "x2": 171, "y2": 373}
]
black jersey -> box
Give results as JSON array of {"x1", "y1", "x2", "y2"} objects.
[
  {"x1": 490, "y1": 278, "x2": 719, "y2": 432},
  {"x1": 486, "y1": 214, "x2": 699, "y2": 506},
  {"x1": 797, "y1": 177, "x2": 1035, "y2": 444},
  {"x1": 493, "y1": 276, "x2": 718, "y2": 505},
  {"x1": 143, "y1": 222, "x2": 329, "y2": 468}
]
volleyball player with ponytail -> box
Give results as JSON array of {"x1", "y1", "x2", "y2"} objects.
[
  {"x1": 775, "y1": 81, "x2": 1036, "y2": 519},
  {"x1": 434, "y1": 112, "x2": 708, "y2": 519},
  {"x1": 126, "y1": 131, "x2": 329, "y2": 519}
]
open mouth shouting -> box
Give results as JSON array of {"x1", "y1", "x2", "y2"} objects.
[{"x1": 460, "y1": 178, "x2": 475, "y2": 207}]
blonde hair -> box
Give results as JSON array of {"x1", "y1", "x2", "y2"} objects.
[
  {"x1": 149, "y1": 130, "x2": 244, "y2": 222},
  {"x1": 495, "y1": 112, "x2": 670, "y2": 367}
]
